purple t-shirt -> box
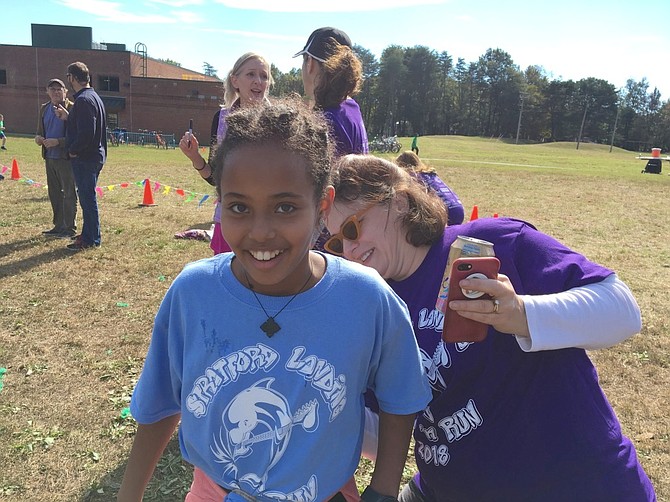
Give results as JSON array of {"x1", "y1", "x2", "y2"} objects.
[
  {"x1": 388, "y1": 218, "x2": 655, "y2": 501},
  {"x1": 323, "y1": 98, "x2": 369, "y2": 157},
  {"x1": 417, "y1": 172, "x2": 464, "y2": 226}
]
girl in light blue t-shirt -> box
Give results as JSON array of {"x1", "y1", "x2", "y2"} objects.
[{"x1": 118, "y1": 98, "x2": 431, "y2": 502}]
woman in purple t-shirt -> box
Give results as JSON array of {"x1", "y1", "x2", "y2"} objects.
[
  {"x1": 324, "y1": 154, "x2": 656, "y2": 501},
  {"x1": 396, "y1": 151, "x2": 464, "y2": 226},
  {"x1": 295, "y1": 27, "x2": 370, "y2": 252},
  {"x1": 294, "y1": 27, "x2": 369, "y2": 157}
]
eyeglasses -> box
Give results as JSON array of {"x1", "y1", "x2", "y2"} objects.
[{"x1": 323, "y1": 204, "x2": 375, "y2": 256}]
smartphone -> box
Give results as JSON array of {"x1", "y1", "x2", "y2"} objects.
[{"x1": 442, "y1": 256, "x2": 500, "y2": 343}]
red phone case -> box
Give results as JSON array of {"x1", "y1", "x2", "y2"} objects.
[{"x1": 442, "y1": 257, "x2": 500, "y2": 343}]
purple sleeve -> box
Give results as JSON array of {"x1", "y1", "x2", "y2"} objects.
[
  {"x1": 419, "y1": 172, "x2": 460, "y2": 205},
  {"x1": 323, "y1": 100, "x2": 369, "y2": 156},
  {"x1": 493, "y1": 220, "x2": 612, "y2": 294},
  {"x1": 418, "y1": 172, "x2": 464, "y2": 225},
  {"x1": 452, "y1": 219, "x2": 613, "y2": 296}
]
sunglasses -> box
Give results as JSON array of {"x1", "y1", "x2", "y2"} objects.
[{"x1": 324, "y1": 204, "x2": 375, "y2": 256}]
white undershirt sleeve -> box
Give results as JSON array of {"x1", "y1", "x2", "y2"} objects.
[
  {"x1": 516, "y1": 274, "x2": 641, "y2": 352},
  {"x1": 361, "y1": 406, "x2": 379, "y2": 461}
]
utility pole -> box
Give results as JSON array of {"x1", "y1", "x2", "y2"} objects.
[
  {"x1": 576, "y1": 100, "x2": 589, "y2": 150},
  {"x1": 609, "y1": 103, "x2": 621, "y2": 153},
  {"x1": 515, "y1": 94, "x2": 525, "y2": 144}
]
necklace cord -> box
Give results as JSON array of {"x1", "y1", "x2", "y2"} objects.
[{"x1": 243, "y1": 265, "x2": 313, "y2": 337}]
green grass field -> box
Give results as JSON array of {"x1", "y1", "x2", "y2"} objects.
[{"x1": 0, "y1": 135, "x2": 668, "y2": 501}]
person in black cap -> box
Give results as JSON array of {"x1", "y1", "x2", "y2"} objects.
[
  {"x1": 295, "y1": 27, "x2": 370, "y2": 253},
  {"x1": 35, "y1": 78, "x2": 77, "y2": 238},
  {"x1": 294, "y1": 27, "x2": 369, "y2": 157}
]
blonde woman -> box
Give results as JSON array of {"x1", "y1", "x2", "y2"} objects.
[{"x1": 179, "y1": 52, "x2": 273, "y2": 254}]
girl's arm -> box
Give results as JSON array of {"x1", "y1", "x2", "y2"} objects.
[
  {"x1": 366, "y1": 411, "x2": 415, "y2": 499},
  {"x1": 117, "y1": 413, "x2": 181, "y2": 502}
]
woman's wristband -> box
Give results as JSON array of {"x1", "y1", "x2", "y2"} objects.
[{"x1": 194, "y1": 159, "x2": 207, "y2": 171}]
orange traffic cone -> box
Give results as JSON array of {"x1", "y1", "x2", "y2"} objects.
[
  {"x1": 469, "y1": 205, "x2": 479, "y2": 221},
  {"x1": 139, "y1": 178, "x2": 156, "y2": 206},
  {"x1": 11, "y1": 158, "x2": 21, "y2": 180}
]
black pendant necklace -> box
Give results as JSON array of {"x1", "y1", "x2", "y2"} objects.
[{"x1": 244, "y1": 269, "x2": 313, "y2": 338}]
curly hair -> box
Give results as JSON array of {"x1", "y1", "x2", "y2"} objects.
[
  {"x1": 223, "y1": 53, "x2": 274, "y2": 109},
  {"x1": 212, "y1": 97, "x2": 334, "y2": 203},
  {"x1": 331, "y1": 155, "x2": 447, "y2": 247},
  {"x1": 313, "y1": 41, "x2": 363, "y2": 109}
]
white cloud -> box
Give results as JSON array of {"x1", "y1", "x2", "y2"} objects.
[
  {"x1": 148, "y1": 0, "x2": 204, "y2": 6},
  {"x1": 213, "y1": 0, "x2": 448, "y2": 12},
  {"x1": 200, "y1": 27, "x2": 302, "y2": 41},
  {"x1": 56, "y1": 0, "x2": 201, "y2": 23}
]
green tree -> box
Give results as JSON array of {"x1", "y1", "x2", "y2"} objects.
[
  {"x1": 158, "y1": 58, "x2": 181, "y2": 67},
  {"x1": 520, "y1": 65, "x2": 550, "y2": 141},
  {"x1": 203, "y1": 62, "x2": 218, "y2": 78},
  {"x1": 402, "y1": 46, "x2": 441, "y2": 135},
  {"x1": 264, "y1": 41, "x2": 669, "y2": 151},
  {"x1": 373, "y1": 45, "x2": 406, "y2": 136},
  {"x1": 476, "y1": 48, "x2": 523, "y2": 137},
  {"x1": 574, "y1": 78, "x2": 618, "y2": 146},
  {"x1": 353, "y1": 45, "x2": 379, "y2": 128},
  {"x1": 546, "y1": 80, "x2": 577, "y2": 141},
  {"x1": 271, "y1": 65, "x2": 303, "y2": 98},
  {"x1": 436, "y1": 51, "x2": 454, "y2": 134}
]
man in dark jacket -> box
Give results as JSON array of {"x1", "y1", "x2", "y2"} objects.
[
  {"x1": 35, "y1": 78, "x2": 77, "y2": 238},
  {"x1": 55, "y1": 61, "x2": 107, "y2": 250}
]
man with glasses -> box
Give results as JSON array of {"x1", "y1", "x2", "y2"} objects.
[
  {"x1": 35, "y1": 78, "x2": 77, "y2": 239},
  {"x1": 55, "y1": 62, "x2": 107, "y2": 251}
]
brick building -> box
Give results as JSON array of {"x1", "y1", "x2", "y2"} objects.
[{"x1": 0, "y1": 24, "x2": 223, "y2": 141}]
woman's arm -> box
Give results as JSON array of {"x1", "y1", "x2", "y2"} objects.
[
  {"x1": 518, "y1": 274, "x2": 641, "y2": 351},
  {"x1": 178, "y1": 111, "x2": 220, "y2": 186},
  {"x1": 451, "y1": 273, "x2": 641, "y2": 352},
  {"x1": 117, "y1": 413, "x2": 181, "y2": 502}
]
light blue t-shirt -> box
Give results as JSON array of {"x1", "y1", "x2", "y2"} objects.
[{"x1": 131, "y1": 252, "x2": 431, "y2": 501}]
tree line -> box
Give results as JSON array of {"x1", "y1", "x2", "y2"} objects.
[{"x1": 270, "y1": 45, "x2": 670, "y2": 152}]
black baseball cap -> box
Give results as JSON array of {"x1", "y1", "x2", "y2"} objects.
[
  {"x1": 293, "y1": 27, "x2": 352, "y2": 63},
  {"x1": 47, "y1": 78, "x2": 66, "y2": 88}
]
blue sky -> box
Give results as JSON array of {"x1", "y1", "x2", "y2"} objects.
[{"x1": 3, "y1": 0, "x2": 669, "y2": 99}]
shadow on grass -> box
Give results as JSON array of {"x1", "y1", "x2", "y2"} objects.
[
  {"x1": 0, "y1": 238, "x2": 75, "y2": 279},
  {"x1": 79, "y1": 436, "x2": 193, "y2": 502}
]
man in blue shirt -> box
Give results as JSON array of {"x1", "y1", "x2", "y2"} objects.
[
  {"x1": 35, "y1": 78, "x2": 77, "y2": 238},
  {"x1": 55, "y1": 62, "x2": 107, "y2": 251}
]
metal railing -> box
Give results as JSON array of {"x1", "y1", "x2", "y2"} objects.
[{"x1": 107, "y1": 128, "x2": 176, "y2": 148}]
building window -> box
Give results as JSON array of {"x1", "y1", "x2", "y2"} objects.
[
  {"x1": 107, "y1": 113, "x2": 119, "y2": 129},
  {"x1": 98, "y1": 75, "x2": 119, "y2": 92},
  {"x1": 0, "y1": 69, "x2": 6, "y2": 85}
]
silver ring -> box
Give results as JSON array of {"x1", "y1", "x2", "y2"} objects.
[{"x1": 492, "y1": 299, "x2": 500, "y2": 314}]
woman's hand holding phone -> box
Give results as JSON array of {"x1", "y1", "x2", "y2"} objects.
[
  {"x1": 443, "y1": 257, "x2": 499, "y2": 343},
  {"x1": 443, "y1": 257, "x2": 530, "y2": 342}
]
